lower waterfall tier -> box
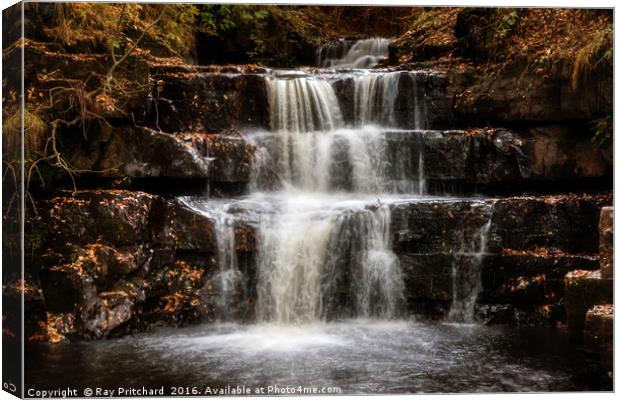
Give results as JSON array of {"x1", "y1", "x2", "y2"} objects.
[{"x1": 25, "y1": 189, "x2": 610, "y2": 340}]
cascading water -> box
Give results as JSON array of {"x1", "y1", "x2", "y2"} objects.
[
  {"x1": 266, "y1": 75, "x2": 343, "y2": 132},
  {"x1": 317, "y1": 37, "x2": 391, "y2": 69},
  {"x1": 30, "y1": 34, "x2": 605, "y2": 394},
  {"x1": 447, "y1": 203, "x2": 495, "y2": 323},
  {"x1": 178, "y1": 198, "x2": 242, "y2": 320},
  {"x1": 199, "y1": 37, "x2": 483, "y2": 325},
  {"x1": 353, "y1": 71, "x2": 402, "y2": 126},
  {"x1": 255, "y1": 199, "x2": 404, "y2": 324}
]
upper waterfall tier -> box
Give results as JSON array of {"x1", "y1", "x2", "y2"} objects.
[
  {"x1": 316, "y1": 38, "x2": 391, "y2": 69},
  {"x1": 264, "y1": 70, "x2": 429, "y2": 133},
  {"x1": 149, "y1": 67, "x2": 452, "y2": 133}
]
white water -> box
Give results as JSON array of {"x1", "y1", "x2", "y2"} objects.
[
  {"x1": 189, "y1": 37, "x2": 484, "y2": 325},
  {"x1": 177, "y1": 200, "x2": 241, "y2": 319},
  {"x1": 255, "y1": 197, "x2": 404, "y2": 323},
  {"x1": 317, "y1": 38, "x2": 391, "y2": 69},
  {"x1": 266, "y1": 75, "x2": 343, "y2": 133},
  {"x1": 447, "y1": 203, "x2": 494, "y2": 323},
  {"x1": 353, "y1": 71, "x2": 402, "y2": 126}
]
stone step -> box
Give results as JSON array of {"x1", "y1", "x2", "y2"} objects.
[
  {"x1": 33, "y1": 190, "x2": 611, "y2": 339},
  {"x1": 584, "y1": 304, "x2": 613, "y2": 372},
  {"x1": 564, "y1": 270, "x2": 613, "y2": 343}
]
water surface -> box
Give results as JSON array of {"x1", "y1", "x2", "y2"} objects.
[{"x1": 26, "y1": 319, "x2": 609, "y2": 394}]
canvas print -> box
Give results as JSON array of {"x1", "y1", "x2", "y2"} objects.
[{"x1": 2, "y1": 2, "x2": 614, "y2": 397}]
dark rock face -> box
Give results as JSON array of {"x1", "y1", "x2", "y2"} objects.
[
  {"x1": 584, "y1": 304, "x2": 613, "y2": 372},
  {"x1": 60, "y1": 126, "x2": 210, "y2": 179},
  {"x1": 58, "y1": 125, "x2": 255, "y2": 188},
  {"x1": 391, "y1": 193, "x2": 611, "y2": 322},
  {"x1": 37, "y1": 190, "x2": 230, "y2": 339},
  {"x1": 448, "y1": 63, "x2": 612, "y2": 125},
  {"x1": 599, "y1": 207, "x2": 613, "y2": 279},
  {"x1": 149, "y1": 67, "x2": 269, "y2": 133},
  {"x1": 564, "y1": 270, "x2": 613, "y2": 343},
  {"x1": 46, "y1": 190, "x2": 157, "y2": 246},
  {"x1": 385, "y1": 127, "x2": 611, "y2": 192},
  {"x1": 176, "y1": 132, "x2": 255, "y2": 184}
]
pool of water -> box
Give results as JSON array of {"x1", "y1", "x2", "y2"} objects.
[{"x1": 25, "y1": 319, "x2": 610, "y2": 395}]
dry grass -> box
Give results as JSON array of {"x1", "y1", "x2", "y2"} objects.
[
  {"x1": 394, "y1": 8, "x2": 612, "y2": 80},
  {"x1": 42, "y1": 3, "x2": 198, "y2": 58}
]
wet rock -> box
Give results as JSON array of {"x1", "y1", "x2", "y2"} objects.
[
  {"x1": 44, "y1": 244, "x2": 151, "y2": 292},
  {"x1": 584, "y1": 304, "x2": 613, "y2": 371},
  {"x1": 490, "y1": 194, "x2": 611, "y2": 254},
  {"x1": 392, "y1": 200, "x2": 492, "y2": 254},
  {"x1": 332, "y1": 70, "x2": 454, "y2": 129},
  {"x1": 42, "y1": 243, "x2": 152, "y2": 339},
  {"x1": 176, "y1": 131, "x2": 255, "y2": 183},
  {"x1": 399, "y1": 253, "x2": 454, "y2": 301},
  {"x1": 449, "y1": 62, "x2": 612, "y2": 125},
  {"x1": 392, "y1": 194, "x2": 611, "y2": 255},
  {"x1": 46, "y1": 190, "x2": 158, "y2": 246},
  {"x1": 599, "y1": 207, "x2": 613, "y2": 279},
  {"x1": 480, "y1": 250, "x2": 598, "y2": 305},
  {"x1": 148, "y1": 68, "x2": 269, "y2": 133},
  {"x1": 393, "y1": 194, "x2": 610, "y2": 323},
  {"x1": 143, "y1": 260, "x2": 214, "y2": 326},
  {"x1": 475, "y1": 303, "x2": 561, "y2": 326},
  {"x1": 234, "y1": 222, "x2": 256, "y2": 253},
  {"x1": 387, "y1": 128, "x2": 612, "y2": 190},
  {"x1": 80, "y1": 288, "x2": 142, "y2": 339},
  {"x1": 564, "y1": 270, "x2": 613, "y2": 343},
  {"x1": 159, "y1": 200, "x2": 218, "y2": 253},
  {"x1": 60, "y1": 126, "x2": 211, "y2": 179}
]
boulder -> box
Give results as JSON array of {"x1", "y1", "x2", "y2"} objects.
[
  {"x1": 564, "y1": 270, "x2": 613, "y2": 343},
  {"x1": 584, "y1": 304, "x2": 613, "y2": 372},
  {"x1": 142, "y1": 260, "x2": 214, "y2": 326},
  {"x1": 159, "y1": 200, "x2": 218, "y2": 253},
  {"x1": 46, "y1": 190, "x2": 157, "y2": 246}
]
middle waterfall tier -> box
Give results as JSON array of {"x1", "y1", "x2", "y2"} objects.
[{"x1": 249, "y1": 127, "x2": 426, "y2": 194}]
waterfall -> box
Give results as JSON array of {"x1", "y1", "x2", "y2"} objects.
[
  {"x1": 353, "y1": 71, "x2": 402, "y2": 126},
  {"x1": 317, "y1": 37, "x2": 391, "y2": 69},
  {"x1": 447, "y1": 203, "x2": 494, "y2": 323},
  {"x1": 177, "y1": 198, "x2": 241, "y2": 320},
  {"x1": 316, "y1": 39, "x2": 354, "y2": 68},
  {"x1": 211, "y1": 212, "x2": 241, "y2": 318},
  {"x1": 266, "y1": 76, "x2": 343, "y2": 133},
  {"x1": 256, "y1": 200, "x2": 404, "y2": 324},
  {"x1": 354, "y1": 205, "x2": 404, "y2": 318},
  {"x1": 199, "y1": 36, "x2": 462, "y2": 326},
  {"x1": 256, "y1": 71, "x2": 428, "y2": 193},
  {"x1": 249, "y1": 126, "x2": 429, "y2": 194}
]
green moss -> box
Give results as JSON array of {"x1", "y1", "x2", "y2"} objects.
[{"x1": 591, "y1": 115, "x2": 612, "y2": 148}]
